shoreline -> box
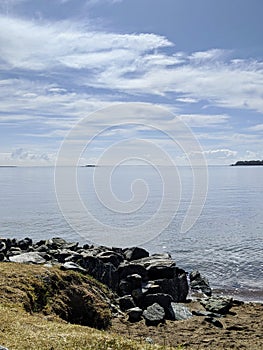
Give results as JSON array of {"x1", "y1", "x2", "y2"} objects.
[{"x1": 0, "y1": 236, "x2": 262, "y2": 349}]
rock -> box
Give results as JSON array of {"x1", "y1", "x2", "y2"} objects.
[
  {"x1": 154, "y1": 268, "x2": 189, "y2": 302},
  {"x1": 0, "y1": 253, "x2": 5, "y2": 261},
  {"x1": 126, "y1": 274, "x2": 142, "y2": 290},
  {"x1": 190, "y1": 270, "x2": 212, "y2": 296},
  {"x1": 204, "y1": 317, "x2": 224, "y2": 328},
  {"x1": 46, "y1": 237, "x2": 67, "y2": 249},
  {"x1": 119, "y1": 279, "x2": 132, "y2": 296},
  {"x1": 62, "y1": 242, "x2": 79, "y2": 251},
  {"x1": 192, "y1": 310, "x2": 224, "y2": 318},
  {"x1": 79, "y1": 254, "x2": 118, "y2": 289},
  {"x1": 147, "y1": 264, "x2": 176, "y2": 280},
  {"x1": 118, "y1": 295, "x2": 136, "y2": 311},
  {"x1": 0, "y1": 346, "x2": 9, "y2": 350},
  {"x1": 144, "y1": 293, "x2": 173, "y2": 310},
  {"x1": 36, "y1": 244, "x2": 49, "y2": 253},
  {"x1": 9, "y1": 252, "x2": 46, "y2": 264},
  {"x1": 61, "y1": 262, "x2": 87, "y2": 273},
  {"x1": 97, "y1": 251, "x2": 124, "y2": 268},
  {"x1": 124, "y1": 247, "x2": 149, "y2": 261},
  {"x1": 143, "y1": 303, "x2": 165, "y2": 326},
  {"x1": 0, "y1": 241, "x2": 6, "y2": 252},
  {"x1": 142, "y1": 282, "x2": 162, "y2": 295},
  {"x1": 117, "y1": 263, "x2": 147, "y2": 281},
  {"x1": 131, "y1": 288, "x2": 144, "y2": 305},
  {"x1": 127, "y1": 307, "x2": 143, "y2": 322},
  {"x1": 200, "y1": 296, "x2": 233, "y2": 314},
  {"x1": 17, "y1": 237, "x2": 32, "y2": 250},
  {"x1": 168, "y1": 303, "x2": 192, "y2": 320}
]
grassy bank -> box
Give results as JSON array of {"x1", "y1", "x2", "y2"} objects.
[{"x1": 0, "y1": 262, "x2": 175, "y2": 350}]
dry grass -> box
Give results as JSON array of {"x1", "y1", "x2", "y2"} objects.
[{"x1": 0, "y1": 262, "x2": 176, "y2": 350}]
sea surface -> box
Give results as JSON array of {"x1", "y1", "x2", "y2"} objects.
[{"x1": 0, "y1": 165, "x2": 262, "y2": 302}]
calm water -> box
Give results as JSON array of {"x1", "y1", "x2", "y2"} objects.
[{"x1": 0, "y1": 165, "x2": 262, "y2": 301}]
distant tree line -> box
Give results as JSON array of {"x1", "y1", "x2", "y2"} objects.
[{"x1": 231, "y1": 160, "x2": 263, "y2": 166}]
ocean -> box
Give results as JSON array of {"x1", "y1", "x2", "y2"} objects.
[{"x1": 0, "y1": 165, "x2": 262, "y2": 301}]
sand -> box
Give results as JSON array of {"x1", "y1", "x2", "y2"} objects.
[{"x1": 110, "y1": 300, "x2": 263, "y2": 349}]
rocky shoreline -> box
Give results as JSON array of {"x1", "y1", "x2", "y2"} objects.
[{"x1": 0, "y1": 236, "x2": 239, "y2": 326}]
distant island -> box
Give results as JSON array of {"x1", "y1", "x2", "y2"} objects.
[
  {"x1": 231, "y1": 160, "x2": 263, "y2": 166},
  {"x1": 83, "y1": 164, "x2": 97, "y2": 167}
]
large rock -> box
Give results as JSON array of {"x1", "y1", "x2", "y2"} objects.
[
  {"x1": 9, "y1": 252, "x2": 46, "y2": 264},
  {"x1": 143, "y1": 303, "x2": 165, "y2": 326},
  {"x1": 117, "y1": 263, "x2": 147, "y2": 281},
  {"x1": 79, "y1": 255, "x2": 118, "y2": 290},
  {"x1": 96, "y1": 251, "x2": 124, "y2": 268},
  {"x1": 124, "y1": 247, "x2": 149, "y2": 261},
  {"x1": 190, "y1": 270, "x2": 212, "y2": 296},
  {"x1": 168, "y1": 303, "x2": 192, "y2": 320},
  {"x1": 154, "y1": 268, "x2": 189, "y2": 302},
  {"x1": 200, "y1": 296, "x2": 233, "y2": 314},
  {"x1": 118, "y1": 295, "x2": 136, "y2": 311},
  {"x1": 143, "y1": 293, "x2": 172, "y2": 309}
]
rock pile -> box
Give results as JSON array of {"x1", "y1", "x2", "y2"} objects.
[{"x1": 0, "y1": 236, "x2": 234, "y2": 326}]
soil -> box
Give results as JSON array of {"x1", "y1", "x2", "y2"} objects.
[{"x1": 110, "y1": 300, "x2": 263, "y2": 349}]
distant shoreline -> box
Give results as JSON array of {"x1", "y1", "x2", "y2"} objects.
[{"x1": 231, "y1": 160, "x2": 263, "y2": 166}]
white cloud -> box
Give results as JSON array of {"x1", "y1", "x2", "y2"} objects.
[
  {"x1": 11, "y1": 147, "x2": 51, "y2": 162},
  {"x1": 203, "y1": 149, "x2": 237, "y2": 158},
  {"x1": 248, "y1": 124, "x2": 263, "y2": 132},
  {"x1": 178, "y1": 114, "x2": 229, "y2": 127},
  {"x1": 0, "y1": 15, "x2": 172, "y2": 70}
]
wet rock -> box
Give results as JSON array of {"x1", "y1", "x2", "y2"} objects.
[
  {"x1": 190, "y1": 270, "x2": 212, "y2": 296},
  {"x1": 200, "y1": 296, "x2": 233, "y2": 314},
  {"x1": 168, "y1": 303, "x2": 192, "y2": 320},
  {"x1": 127, "y1": 307, "x2": 143, "y2": 322},
  {"x1": 9, "y1": 252, "x2": 46, "y2": 264},
  {"x1": 143, "y1": 303, "x2": 165, "y2": 326},
  {"x1": 124, "y1": 247, "x2": 149, "y2": 261},
  {"x1": 147, "y1": 264, "x2": 176, "y2": 280},
  {"x1": 0, "y1": 252, "x2": 5, "y2": 261},
  {"x1": 0, "y1": 346, "x2": 9, "y2": 350},
  {"x1": 118, "y1": 295, "x2": 136, "y2": 311}
]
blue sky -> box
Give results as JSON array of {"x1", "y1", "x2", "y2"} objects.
[{"x1": 0, "y1": 0, "x2": 263, "y2": 165}]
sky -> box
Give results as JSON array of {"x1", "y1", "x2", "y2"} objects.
[{"x1": 0, "y1": 0, "x2": 263, "y2": 166}]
